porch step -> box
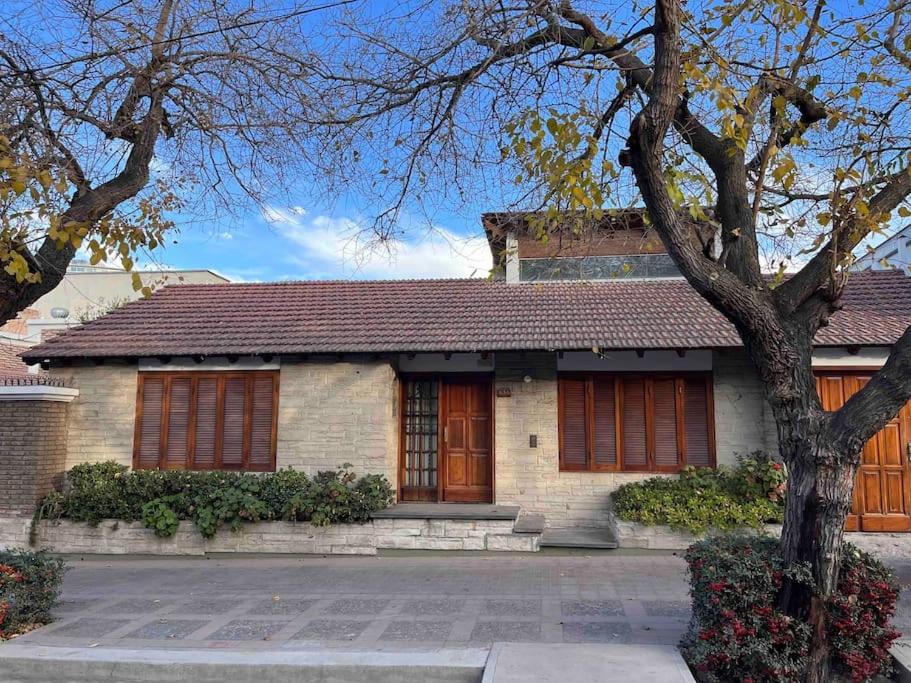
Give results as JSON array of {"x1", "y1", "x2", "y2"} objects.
[
  {"x1": 539, "y1": 527, "x2": 619, "y2": 549},
  {"x1": 513, "y1": 514, "x2": 546, "y2": 534},
  {"x1": 372, "y1": 503, "x2": 520, "y2": 521}
]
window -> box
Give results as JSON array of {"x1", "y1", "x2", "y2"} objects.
[
  {"x1": 133, "y1": 371, "x2": 279, "y2": 471},
  {"x1": 558, "y1": 374, "x2": 714, "y2": 472},
  {"x1": 401, "y1": 378, "x2": 439, "y2": 496},
  {"x1": 519, "y1": 254, "x2": 681, "y2": 281}
]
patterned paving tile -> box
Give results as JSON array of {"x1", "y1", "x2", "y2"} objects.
[
  {"x1": 45, "y1": 618, "x2": 131, "y2": 638},
  {"x1": 107, "y1": 598, "x2": 170, "y2": 614},
  {"x1": 322, "y1": 599, "x2": 389, "y2": 616},
  {"x1": 563, "y1": 621, "x2": 633, "y2": 643},
  {"x1": 170, "y1": 598, "x2": 237, "y2": 615},
  {"x1": 209, "y1": 619, "x2": 287, "y2": 641},
  {"x1": 642, "y1": 600, "x2": 691, "y2": 617},
  {"x1": 400, "y1": 599, "x2": 464, "y2": 616},
  {"x1": 470, "y1": 620, "x2": 542, "y2": 642},
  {"x1": 380, "y1": 620, "x2": 452, "y2": 641},
  {"x1": 246, "y1": 598, "x2": 316, "y2": 616},
  {"x1": 291, "y1": 619, "x2": 370, "y2": 641},
  {"x1": 483, "y1": 599, "x2": 541, "y2": 616},
  {"x1": 53, "y1": 598, "x2": 98, "y2": 613},
  {"x1": 125, "y1": 619, "x2": 208, "y2": 640},
  {"x1": 561, "y1": 600, "x2": 624, "y2": 617}
]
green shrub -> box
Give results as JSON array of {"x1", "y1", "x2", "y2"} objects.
[
  {"x1": 682, "y1": 534, "x2": 900, "y2": 682},
  {"x1": 38, "y1": 462, "x2": 394, "y2": 540},
  {"x1": 611, "y1": 453, "x2": 786, "y2": 534},
  {"x1": 0, "y1": 549, "x2": 67, "y2": 638}
]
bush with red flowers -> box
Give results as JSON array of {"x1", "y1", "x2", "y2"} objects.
[
  {"x1": 0, "y1": 549, "x2": 67, "y2": 639},
  {"x1": 682, "y1": 534, "x2": 900, "y2": 682}
]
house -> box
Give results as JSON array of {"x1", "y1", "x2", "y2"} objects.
[
  {"x1": 16, "y1": 213, "x2": 911, "y2": 536},
  {"x1": 853, "y1": 223, "x2": 911, "y2": 273}
]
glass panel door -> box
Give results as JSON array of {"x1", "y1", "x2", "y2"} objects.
[{"x1": 401, "y1": 379, "x2": 439, "y2": 500}]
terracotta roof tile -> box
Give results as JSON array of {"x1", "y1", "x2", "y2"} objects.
[{"x1": 22, "y1": 271, "x2": 911, "y2": 361}]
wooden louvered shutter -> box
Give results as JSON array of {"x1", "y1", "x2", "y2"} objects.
[
  {"x1": 652, "y1": 379, "x2": 680, "y2": 468},
  {"x1": 164, "y1": 377, "x2": 191, "y2": 468},
  {"x1": 221, "y1": 376, "x2": 247, "y2": 468},
  {"x1": 136, "y1": 376, "x2": 164, "y2": 469},
  {"x1": 622, "y1": 377, "x2": 648, "y2": 468},
  {"x1": 560, "y1": 378, "x2": 588, "y2": 469},
  {"x1": 192, "y1": 377, "x2": 219, "y2": 468},
  {"x1": 684, "y1": 377, "x2": 712, "y2": 467},
  {"x1": 591, "y1": 378, "x2": 617, "y2": 468},
  {"x1": 248, "y1": 374, "x2": 276, "y2": 470}
]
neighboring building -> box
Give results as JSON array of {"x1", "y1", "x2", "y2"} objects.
[
  {"x1": 853, "y1": 224, "x2": 911, "y2": 273},
  {"x1": 29, "y1": 261, "x2": 229, "y2": 324},
  {"x1": 19, "y1": 213, "x2": 911, "y2": 535}
]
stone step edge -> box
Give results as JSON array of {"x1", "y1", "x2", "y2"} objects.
[{"x1": 0, "y1": 644, "x2": 490, "y2": 683}]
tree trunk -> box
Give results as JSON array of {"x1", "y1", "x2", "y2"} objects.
[{"x1": 772, "y1": 392, "x2": 860, "y2": 682}]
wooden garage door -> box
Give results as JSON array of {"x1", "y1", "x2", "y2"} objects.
[{"x1": 817, "y1": 372, "x2": 911, "y2": 532}]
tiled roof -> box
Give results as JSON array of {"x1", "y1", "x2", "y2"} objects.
[
  {"x1": 22, "y1": 271, "x2": 911, "y2": 361},
  {"x1": 0, "y1": 338, "x2": 32, "y2": 375}
]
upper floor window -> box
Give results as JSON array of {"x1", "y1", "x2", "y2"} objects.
[
  {"x1": 519, "y1": 253, "x2": 681, "y2": 281},
  {"x1": 558, "y1": 373, "x2": 715, "y2": 472},
  {"x1": 134, "y1": 371, "x2": 278, "y2": 471}
]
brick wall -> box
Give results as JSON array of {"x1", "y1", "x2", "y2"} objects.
[
  {"x1": 51, "y1": 365, "x2": 138, "y2": 468},
  {"x1": 275, "y1": 360, "x2": 398, "y2": 481},
  {"x1": 0, "y1": 401, "x2": 69, "y2": 516}
]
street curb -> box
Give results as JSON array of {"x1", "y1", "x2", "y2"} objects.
[
  {"x1": 893, "y1": 640, "x2": 911, "y2": 682},
  {"x1": 0, "y1": 644, "x2": 490, "y2": 683}
]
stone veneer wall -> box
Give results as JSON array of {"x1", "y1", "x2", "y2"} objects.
[
  {"x1": 614, "y1": 520, "x2": 911, "y2": 558},
  {"x1": 711, "y1": 349, "x2": 776, "y2": 464},
  {"x1": 276, "y1": 360, "x2": 398, "y2": 482},
  {"x1": 6, "y1": 518, "x2": 538, "y2": 555},
  {"x1": 47, "y1": 360, "x2": 399, "y2": 481},
  {"x1": 50, "y1": 365, "x2": 138, "y2": 469},
  {"x1": 0, "y1": 401, "x2": 69, "y2": 517},
  {"x1": 493, "y1": 350, "x2": 778, "y2": 528}
]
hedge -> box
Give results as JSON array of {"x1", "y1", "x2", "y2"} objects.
[
  {"x1": 36, "y1": 462, "x2": 394, "y2": 539},
  {"x1": 682, "y1": 533, "x2": 900, "y2": 682},
  {"x1": 0, "y1": 549, "x2": 67, "y2": 639},
  {"x1": 611, "y1": 453, "x2": 786, "y2": 534}
]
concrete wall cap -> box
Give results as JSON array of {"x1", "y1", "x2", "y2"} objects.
[{"x1": 0, "y1": 385, "x2": 79, "y2": 402}]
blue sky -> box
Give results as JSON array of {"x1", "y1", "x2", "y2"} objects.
[
  {"x1": 136, "y1": 201, "x2": 494, "y2": 282},
  {"x1": 64, "y1": 0, "x2": 904, "y2": 282}
]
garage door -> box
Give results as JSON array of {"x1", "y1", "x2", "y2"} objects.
[{"x1": 817, "y1": 372, "x2": 911, "y2": 532}]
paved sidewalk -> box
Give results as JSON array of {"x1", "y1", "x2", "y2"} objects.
[
  {"x1": 16, "y1": 551, "x2": 911, "y2": 655},
  {"x1": 17, "y1": 551, "x2": 692, "y2": 651}
]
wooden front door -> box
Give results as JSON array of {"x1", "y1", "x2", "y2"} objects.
[
  {"x1": 442, "y1": 379, "x2": 493, "y2": 502},
  {"x1": 817, "y1": 372, "x2": 911, "y2": 532},
  {"x1": 399, "y1": 376, "x2": 493, "y2": 503}
]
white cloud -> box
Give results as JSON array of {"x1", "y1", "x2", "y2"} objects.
[{"x1": 262, "y1": 206, "x2": 491, "y2": 279}]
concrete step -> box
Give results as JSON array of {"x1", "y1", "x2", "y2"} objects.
[
  {"x1": 372, "y1": 503, "x2": 520, "y2": 521},
  {"x1": 539, "y1": 527, "x2": 619, "y2": 549},
  {"x1": 0, "y1": 645, "x2": 488, "y2": 683},
  {"x1": 482, "y1": 643, "x2": 695, "y2": 682},
  {"x1": 512, "y1": 514, "x2": 545, "y2": 534}
]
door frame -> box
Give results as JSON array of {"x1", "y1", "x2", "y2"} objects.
[
  {"x1": 815, "y1": 366, "x2": 911, "y2": 532},
  {"x1": 397, "y1": 372, "x2": 495, "y2": 503}
]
